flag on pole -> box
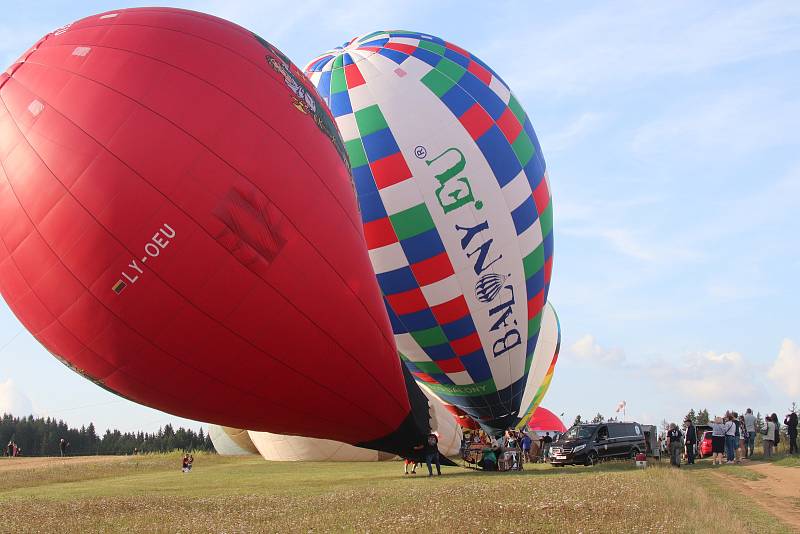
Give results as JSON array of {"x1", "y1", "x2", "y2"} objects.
[{"x1": 615, "y1": 400, "x2": 626, "y2": 413}]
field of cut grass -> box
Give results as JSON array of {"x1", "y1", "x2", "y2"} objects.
[{"x1": 0, "y1": 453, "x2": 794, "y2": 533}]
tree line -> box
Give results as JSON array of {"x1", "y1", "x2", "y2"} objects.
[{"x1": 1, "y1": 413, "x2": 215, "y2": 456}]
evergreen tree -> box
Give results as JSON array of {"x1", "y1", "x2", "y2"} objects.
[
  {"x1": 696, "y1": 409, "x2": 710, "y2": 425},
  {"x1": 591, "y1": 413, "x2": 605, "y2": 424},
  {"x1": 685, "y1": 409, "x2": 697, "y2": 424},
  {"x1": 572, "y1": 414, "x2": 583, "y2": 427}
]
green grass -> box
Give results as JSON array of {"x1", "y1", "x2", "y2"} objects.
[
  {"x1": 0, "y1": 455, "x2": 793, "y2": 533},
  {"x1": 773, "y1": 455, "x2": 800, "y2": 468}
]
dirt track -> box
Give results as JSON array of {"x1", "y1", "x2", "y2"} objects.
[
  {"x1": 0, "y1": 456, "x2": 127, "y2": 472},
  {"x1": 714, "y1": 461, "x2": 800, "y2": 531}
]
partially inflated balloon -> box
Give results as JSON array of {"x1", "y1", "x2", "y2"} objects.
[
  {"x1": 249, "y1": 431, "x2": 396, "y2": 462},
  {"x1": 305, "y1": 31, "x2": 554, "y2": 431},
  {"x1": 0, "y1": 9, "x2": 431, "y2": 453},
  {"x1": 526, "y1": 406, "x2": 566, "y2": 434},
  {"x1": 208, "y1": 425, "x2": 259, "y2": 456},
  {"x1": 515, "y1": 302, "x2": 560, "y2": 430}
]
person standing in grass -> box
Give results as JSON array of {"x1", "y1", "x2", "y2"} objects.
[
  {"x1": 403, "y1": 458, "x2": 418, "y2": 475},
  {"x1": 521, "y1": 432, "x2": 532, "y2": 463},
  {"x1": 423, "y1": 433, "x2": 441, "y2": 477},
  {"x1": 743, "y1": 408, "x2": 756, "y2": 458},
  {"x1": 785, "y1": 411, "x2": 798, "y2": 455},
  {"x1": 763, "y1": 415, "x2": 777, "y2": 458},
  {"x1": 723, "y1": 413, "x2": 737, "y2": 464},
  {"x1": 771, "y1": 413, "x2": 780, "y2": 451},
  {"x1": 666, "y1": 423, "x2": 682, "y2": 467},
  {"x1": 738, "y1": 414, "x2": 749, "y2": 461},
  {"x1": 683, "y1": 418, "x2": 696, "y2": 465},
  {"x1": 710, "y1": 417, "x2": 726, "y2": 465},
  {"x1": 731, "y1": 411, "x2": 742, "y2": 463}
]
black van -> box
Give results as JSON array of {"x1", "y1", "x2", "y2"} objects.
[{"x1": 550, "y1": 422, "x2": 646, "y2": 466}]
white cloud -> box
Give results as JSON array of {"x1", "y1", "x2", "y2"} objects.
[
  {"x1": 541, "y1": 112, "x2": 607, "y2": 153},
  {"x1": 0, "y1": 379, "x2": 33, "y2": 416},
  {"x1": 647, "y1": 350, "x2": 761, "y2": 405},
  {"x1": 768, "y1": 339, "x2": 800, "y2": 397},
  {"x1": 561, "y1": 225, "x2": 700, "y2": 264},
  {"x1": 570, "y1": 334, "x2": 625, "y2": 364},
  {"x1": 630, "y1": 89, "x2": 800, "y2": 157},
  {"x1": 496, "y1": 2, "x2": 800, "y2": 97}
]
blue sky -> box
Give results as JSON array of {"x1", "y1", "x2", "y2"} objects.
[{"x1": 0, "y1": 1, "x2": 798, "y2": 433}]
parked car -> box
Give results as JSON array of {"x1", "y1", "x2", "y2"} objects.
[
  {"x1": 698, "y1": 430, "x2": 713, "y2": 458},
  {"x1": 550, "y1": 422, "x2": 647, "y2": 466}
]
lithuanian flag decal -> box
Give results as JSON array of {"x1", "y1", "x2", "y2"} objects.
[{"x1": 112, "y1": 280, "x2": 126, "y2": 294}]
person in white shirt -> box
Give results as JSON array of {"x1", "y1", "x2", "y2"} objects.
[
  {"x1": 710, "y1": 417, "x2": 726, "y2": 466},
  {"x1": 724, "y1": 413, "x2": 737, "y2": 464},
  {"x1": 743, "y1": 408, "x2": 757, "y2": 458},
  {"x1": 763, "y1": 414, "x2": 777, "y2": 458}
]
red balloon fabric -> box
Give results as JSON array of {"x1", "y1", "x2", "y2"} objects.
[
  {"x1": 0, "y1": 8, "x2": 421, "y2": 446},
  {"x1": 442, "y1": 403, "x2": 480, "y2": 431},
  {"x1": 527, "y1": 406, "x2": 566, "y2": 433}
]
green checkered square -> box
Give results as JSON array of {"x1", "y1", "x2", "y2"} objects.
[
  {"x1": 436, "y1": 57, "x2": 466, "y2": 82},
  {"x1": 418, "y1": 40, "x2": 445, "y2": 56},
  {"x1": 344, "y1": 139, "x2": 368, "y2": 168},
  {"x1": 389, "y1": 203, "x2": 435, "y2": 239},
  {"x1": 508, "y1": 94, "x2": 526, "y2": 124},
  {"x1": 512, "y1": 131, "x2": 536, "y2": 167},
  {"x1": 354, "y1": 105, "x2": 389, "y2": 137},
  {"x1": 421, "y1": 68, "x2": 455, "y2": 98},
  {"x1": 527, "y1": 311, "x2": 542, "y2": 340},
  {"x1": 413, "y1": 360, "x2": 444, "y2": 375},
  {"x1": 523, "y1": 243, "x2": 545, "y2": 279},
  {"x1": 411, "y1": 325, "x2": 448, "y2": 348},
  {"x1": 540, "y1": 202, "x2": 553, "y2": 238},
  {"x1": 330, "y1": 68, "x2": 347, "y2": 94}
]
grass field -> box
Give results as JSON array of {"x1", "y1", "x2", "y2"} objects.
[{"x1": 0, "y1": 453, "x2": 796, "y2": 533}]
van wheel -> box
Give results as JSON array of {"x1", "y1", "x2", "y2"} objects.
[{"x1": 585, "y1": 451, "x2": 598, "y2": 466}]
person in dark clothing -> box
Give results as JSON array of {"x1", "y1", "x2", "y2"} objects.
[
  {"x1": 666, "y1": 423, "x2": 683, "y2": 467},
  {"x1": 785, "y1": 412, "x2": 798, "y2": 455},
  {"x1": 683, "y1": 418, "x2": 697, "y2": 465},
  {"x1": 423, "y1": 433, "x2": 441, "y2": 476},
  {"x1": 480, "y1": 445, "x2": 497, "y2": 471},
  {"x1": 59, "y1": 438, "x2": 66, "y2": 457}
]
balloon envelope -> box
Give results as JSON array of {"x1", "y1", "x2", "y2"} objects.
[
  {"x1": 250, "y1": 383, "x2": 461, "y2": 460},
  {"x1": 208, "y1": 425, "x2": 259, "y2": 456},
  {"x1": 249, "y1": 431, "x2": 396, "y2": 462},
  {"x1": 305, "y1": 31, "x2": 554, "y2": 431},
  {"x1": 515, "y1": 302, "x2": 560, "y2": 429},
  {"x1": 527, "y1": 406, "x2": 566, "y2": 434},
  {"x1": 0, "y1": 9, "x2": 426, "y2": 449}
]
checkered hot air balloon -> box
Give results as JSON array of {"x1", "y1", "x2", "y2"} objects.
[{"x1": 305, "y1": 31, "x2": 556, "y2": 432}]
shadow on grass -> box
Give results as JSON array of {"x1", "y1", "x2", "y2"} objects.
[{"x1": 427, "y1": 458, "x2": 668, "y2": 480}]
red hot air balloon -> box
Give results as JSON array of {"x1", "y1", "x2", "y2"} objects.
[{"x1": 0, "y1": 7, "x2": 429, "y2": 453}]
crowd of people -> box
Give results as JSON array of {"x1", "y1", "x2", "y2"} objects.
[
  {"x1": 665, "y1": 408, "x2": 798, "y2": 467},
  {"x1": 458, "y1": 428, "x2": 558, "y2": 472}
]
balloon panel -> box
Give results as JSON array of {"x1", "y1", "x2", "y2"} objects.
[
  {"x1": 0, "y1": 9, "x2": 417, "y2": 445},
  {"x1": 305, "y1": 31, "x2": 553, "y2": 430},
  {"x1": 515, "y1": 302, "x2": 560, "y2": 429},
  {"x1": 209, "y1": 425, "x2": 259, "y2": 456},
  {"x1": 527, "y1": 406, "x2": 566, "y2": 434},
  {"x1": 249, "y1": 430, "x2": 395, "y2": 462}
]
